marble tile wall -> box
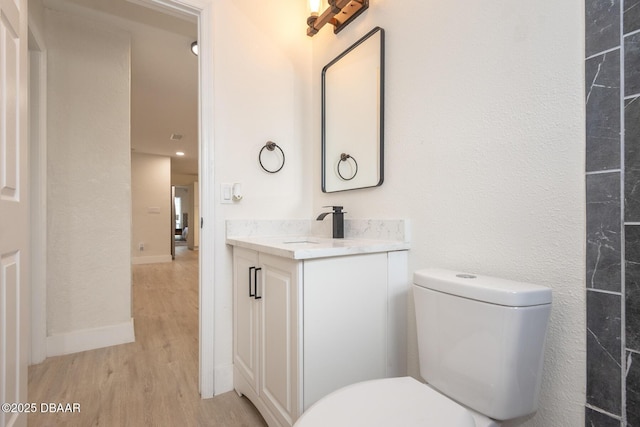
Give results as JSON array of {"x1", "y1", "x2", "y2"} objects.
[
  {"x1": 225, "y1": 219, "x2": 410, "y2": 242},
  {"x1": 586, "y1": 173, "x2": 621, "y2": 292},
  {"x1": 586, "y1": 0, "x2": 640, "y2": 425}
]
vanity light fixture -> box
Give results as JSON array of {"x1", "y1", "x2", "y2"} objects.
[
  {"x1": 190, "y1": 41, "x2": 198, "y2": 56},
  {"x1": 309, "y1": 0, "x2": 322, "y2": 14},
  {"x1": 307, "y1": 0, "x2": 369, "y2": 37}
]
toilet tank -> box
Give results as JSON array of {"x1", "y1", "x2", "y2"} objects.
[{"x1": 412, "y1": 268, "x2": 552, "y2": 421}]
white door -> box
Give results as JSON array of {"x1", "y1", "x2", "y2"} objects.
[{"x1": 0, "y1": 0, "x2": 29, "y2": 425}]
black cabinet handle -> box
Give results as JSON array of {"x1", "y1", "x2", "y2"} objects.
[
  {"x1": 249, "y1": 266, "x2": 256, "y2": 297},
  {"x1": 254, "y1": 267, "x2": 262, "y2": 300}
]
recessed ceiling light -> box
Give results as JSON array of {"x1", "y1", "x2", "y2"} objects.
[
  {"x1": 176, "y1": 151, "x2": 185, "y2": 156},
  {"x1": 191, "y1": 41, "x2": 198, "y2": 56}
]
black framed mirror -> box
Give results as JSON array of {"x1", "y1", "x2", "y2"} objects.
[{"x1": 321, "y1": 27, "x2": 385, "y2": 193}]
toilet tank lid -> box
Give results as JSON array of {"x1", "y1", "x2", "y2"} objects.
[{"x1": 413, "y1": 268, "x2": 552, "y2": 307}]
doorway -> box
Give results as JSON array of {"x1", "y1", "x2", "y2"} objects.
[
  {"x1": 173, "y1": 185, "x2": 189, "y2": 248},
  {"x1": 29, "y1": 0, "x2": 216, "y2": 398},
  {"x1": 136, "y1": 0, "x2": 215, "y2": 398}
]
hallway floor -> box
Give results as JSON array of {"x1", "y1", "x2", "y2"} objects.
[{"x1": 28, "y1": 246, "x2": 267, "y2": 426}]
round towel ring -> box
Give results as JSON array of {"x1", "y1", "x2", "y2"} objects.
[
  {"x1": 337, "y1": 153, "x2": 358, "y2": 181},
  {"x1": 259, "y1": 141, "x2": 285, "y2": 174}
]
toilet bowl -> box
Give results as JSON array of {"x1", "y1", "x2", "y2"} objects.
[
  {"x1": 294, "y1": 376, "x2": 499, "y2": 427},
  {"x1": 294, "y1": 268, "x2": 551, "y2": 427}
]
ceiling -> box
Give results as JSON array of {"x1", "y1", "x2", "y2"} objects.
[{"x1": 43, "y1": 0, "x2": 199, "y2": 175}]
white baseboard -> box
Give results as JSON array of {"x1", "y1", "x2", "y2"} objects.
[
  {"x1": 132, "y1": 254, "x2": 173, "y2": 265},
  {"x1": 46, "y1": 318, "x2": 135, "y2": 357},
  {"x1": 214, "y1": 363, "x2": 234, "y2": 396}
]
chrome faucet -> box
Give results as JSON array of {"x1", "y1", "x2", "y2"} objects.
[{"x1": 316, "y1": 206, "x2": 345, "y2": 239}]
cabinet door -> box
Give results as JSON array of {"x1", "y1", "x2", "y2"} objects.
[
  {"x1": 303, "y1": 253, "x2": 388, "y2": 409},
  {"x1": 259, "y1": 254, "x2": 301, "y2": 426},
  {"x1": 233, "y1": 247, "x2": 260, "y2": 391}
]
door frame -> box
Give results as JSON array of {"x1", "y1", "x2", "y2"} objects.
[{"x1": 28, "y1": 14, "x2": 48, "y2": 366}]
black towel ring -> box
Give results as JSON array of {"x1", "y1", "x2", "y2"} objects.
[
  {"x1": 337, "y1": 153, "x2": 358, "y2": 181},
  {"x1": 259, "y1": 141, "x2": 285, "y2": 173}
]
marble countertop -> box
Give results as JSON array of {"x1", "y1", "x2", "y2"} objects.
[{"x1": 226, "y1": 235, "x2": 410, "y2": 260}]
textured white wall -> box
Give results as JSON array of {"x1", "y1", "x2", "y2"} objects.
[
  {"x1": 131, "y1": 153, "x2": 171, "y2": 260},
  {"x1": 210, "y1": 0, "x2": 312, "y2": 389},
  {"x1": 310, "y1": 1, "x2": 585, "y2": 426},
  {"x1": 46, "y1": 8, "x2": 132, "y2": 334}
]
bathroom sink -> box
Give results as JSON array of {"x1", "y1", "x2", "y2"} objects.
[
  {"x1": 226, "y1": 235, "x2": 410, "y2": 260},
  {"x1": 282, "y1": 238, "x2": 354, "y2": 245},
  {"x1": 282, "y1": 239, "x2": 320, "y2": 244}
]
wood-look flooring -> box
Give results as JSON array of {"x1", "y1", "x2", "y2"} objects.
[{"x1": 28, "y1": 246, "x2": 267, "y2": 427}]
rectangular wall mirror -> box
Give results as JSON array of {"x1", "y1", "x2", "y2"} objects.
[{"x1": 322, "y1": 27, "x2": 385, "y2": 193}]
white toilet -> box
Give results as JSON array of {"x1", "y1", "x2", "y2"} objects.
[{"x1": 294, "y1": 268, "x2": 552, "y2": 427}]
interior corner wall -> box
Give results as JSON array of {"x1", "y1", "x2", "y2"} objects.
[
  {"x1": 131, "y1": 152, "x2": 171, "y2": 263},
  {"x1": 45, "y1": 7, "x2": 133, "y2": 352},
  {"x1": 310, "y1": 2, "x2": 585, "y2": 426},
  {"x1": 210, "y1": 0, "x2": 312, "y2": 393}
]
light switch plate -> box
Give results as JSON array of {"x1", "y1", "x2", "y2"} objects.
[{"x1": 221, "y1": 183, "x2": 233, "y2": 204}]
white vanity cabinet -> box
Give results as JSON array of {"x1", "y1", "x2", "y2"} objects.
[
  {"x1": 232, "y1": 244, "x2": 407, "y2": 427},
  {"x1": 233, "y1": 248, "x2": 301, "y2": 427}
]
